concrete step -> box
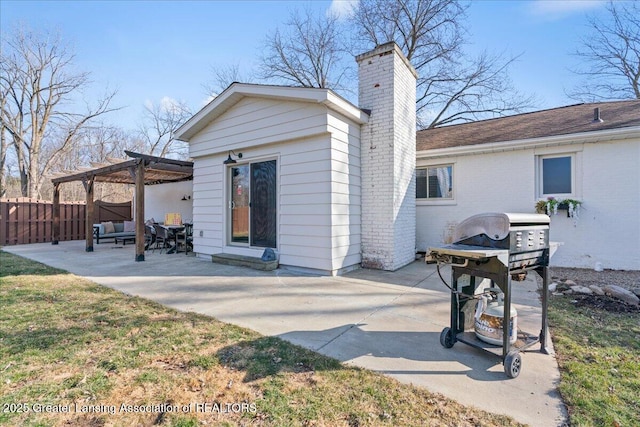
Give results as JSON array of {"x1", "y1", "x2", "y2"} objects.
[{"x1": 212, "y1": 253, "x2": 278, "y2": 271}]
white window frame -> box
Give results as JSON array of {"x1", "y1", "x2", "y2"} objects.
[
  {"x1": 537, "y1": 153, "x2": 576, "y2": 199},
  {"x1": 224, "y1": 155, "x2": 279, "y2": 251},
  {"x1": 416, "y1": 163, "x2": 455, "y2": 203}
]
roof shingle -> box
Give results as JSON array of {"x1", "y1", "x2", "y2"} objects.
[{"x1": 416, "y1": 100, "x2": 640, "y2": 151}]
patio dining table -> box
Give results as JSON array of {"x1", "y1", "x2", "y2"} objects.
[{"x1": 164, "y1": 225, "x2": 185, "y2": 254}]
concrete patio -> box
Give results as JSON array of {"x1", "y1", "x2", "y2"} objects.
[{"x1": 3, "y1": 240, "x2": 567, "y2": 426}]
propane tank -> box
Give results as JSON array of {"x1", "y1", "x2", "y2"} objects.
[{"x1": 474, "y1": 292, "x2": 517, "y2": 346}]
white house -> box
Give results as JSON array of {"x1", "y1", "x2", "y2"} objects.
[
  {"x1": 415, "y1": 100, "x2": 640, "y2": 271},
  {"x1": 176, "y1": 40, "x2": 640, "y2": 273},
  {"x1": 175, "y1": 43, "x2": 417, "y2": 275}
]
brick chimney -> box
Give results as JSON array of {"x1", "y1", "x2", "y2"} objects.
[{"x1": 356, "y1": 42, "x2": 417, "y2": 270}]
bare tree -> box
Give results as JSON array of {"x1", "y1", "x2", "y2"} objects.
[
  {"x1": 0, "y1": 80, "x2": 10, "y2": 198},
  {"x1": 138, "y1": 98, "x2": 191, "y2": 159},
  {"x1": 0, "y1": 26, "x2": 118, "y2": 198},
  {"x1": 0, "y1": 131, "x2": 7, "y2": 198},
  {"x1": 42, "y1": 124, "x2": 144, "y2": 202},
  {"x1": 352, "y1": 0, "x2": 464, "y2": 67},
  {"x1": 259, "y1": 6, "x2": 351, "y2": 90},
  {"x1": 426, "y1": 50, "x2": 532, "y2": 127},
  {"x1": 203, "y1": 63, "x2": 254, "y2": 98},
  {"x1": 54, "y1": 124, "x2": 143, "y2": 169},
  {"x1": 351, "y1": 0, "x2": 535, "y2": 128},
  {"x1": 570, "y1": 1, "x2": 640, "y2": 101}
]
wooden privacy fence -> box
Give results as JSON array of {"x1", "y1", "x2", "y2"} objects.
[
  {"x1": 0, "y1": 198, "x2": 131, "y2": 246},
  {"x1": 93, "y1": 200, "x2": 132, "y2": 224}
]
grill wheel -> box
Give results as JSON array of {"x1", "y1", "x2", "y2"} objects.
[
  {"x1": 504, "y1": 351, "x2": 522, "y2": 378},
  {"x1": 439, "y1": 327, "x2": 455, "y2": 349}
]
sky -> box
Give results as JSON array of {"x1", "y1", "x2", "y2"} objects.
[{"x1": 0, "y1": 0, "x2": 610, "y2": 131}]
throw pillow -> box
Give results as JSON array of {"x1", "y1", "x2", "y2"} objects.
[
  {"x1": 102, "y1": 221, "x2": 115, "y2": 235},
  {"x1": 123, "y1": 220, "x2": 136, "y2": 232}
]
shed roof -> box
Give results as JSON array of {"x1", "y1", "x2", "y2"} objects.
[
  {"x1": 416, "y1": 100, "x2": 640, "y2": 151},
  {"x1": 50, "y1": 151, "x2": 193, "y2": 185}
]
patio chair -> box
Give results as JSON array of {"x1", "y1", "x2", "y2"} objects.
[
  {"x1": 153, "y1": 224, "x2": 170, "y2": 253},
  {"x1": 144, "y1": 225, "x2": 156, "y2": 251},
  {"x1": 176, "y1": 223, "x2": 193, "y2": 255}
]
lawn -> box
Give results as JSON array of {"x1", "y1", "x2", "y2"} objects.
[
  {"x1": 547, "y1": 294, "x2": 640, "y2": 427},
  {"x1": 0, "y1": 250, "x2": 521, "y2": 427},
  {"x1": 2, "y1": 251, "x2": 638, "y2": 426}
]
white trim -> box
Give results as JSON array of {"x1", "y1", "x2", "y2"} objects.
[
  {"x1": 536, "y1": 153, "x2": 575, "y2": 199},
  {"x1": 416, "y1": 199, "x2": 458, "y2": 206},
  {"x1": 175, "y1": 83, "x2": 369, "y2": 141},
  {"x1": 534, "y1": 145, "x2": 583, "y2": 155},
  {"x1": 224, "y1": 154, "x2": 280, "y2": 250},
  {"x1": 417, "y1": 126, "x2": 640, "y2": 160},
  {"x1": 416, "y1": 163, "x2": 455, "y2": 201}
]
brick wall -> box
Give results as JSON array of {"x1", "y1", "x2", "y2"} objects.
[
  {"x1": 416, "y1": 137, "x2": 640, "y2": 270},
  {"x1": 356, "y1": 42, "x2": 417, "y2": 270}
]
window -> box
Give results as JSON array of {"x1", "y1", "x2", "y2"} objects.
[
  {"x1": 539, "y1": 154, "x2": 573, "y2": 197},
  {"x1": 416, "y1": 165, "x2": 453, "y2": 199}
]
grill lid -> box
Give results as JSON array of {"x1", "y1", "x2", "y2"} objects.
[{"x1": 452, "y1": 212, "x2": 550, "y2": 243}]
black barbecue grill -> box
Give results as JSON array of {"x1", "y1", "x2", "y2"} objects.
[{"x1": 428, "y1": 212, "x2": 552, "y2": 378}]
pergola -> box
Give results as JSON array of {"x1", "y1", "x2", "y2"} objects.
[{"x1": 50, "y1": 151, "x2": 193, "y2": 261}]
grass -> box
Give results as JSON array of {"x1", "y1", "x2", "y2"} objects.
[
  {"x1": 0, "y1": 250, "x2": 522, "y2": 427},
  {"x1": 547, "y1": 295, "x2": 640, "y2": 426},
  {"x1": 4, "y1": 250, "x2": 637, "y2": 426}
]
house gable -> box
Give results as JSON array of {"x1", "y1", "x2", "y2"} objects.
[
  {"x1": 175, "y1": 83, "x2": 368, "y2": 144},
  {"x1": 187, "y1": 96, "x2": 332, "y2": 158}
]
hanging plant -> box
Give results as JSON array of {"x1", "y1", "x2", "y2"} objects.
[
  {"x1": 563, "y1": 198, "x2": 582, "y2": 226},
  {"x1": 535, "y1": 198, "x2": 583, "y2": 226},
  {"x1": 535, "y1": 197, "x2": 559, "y2": 215}
]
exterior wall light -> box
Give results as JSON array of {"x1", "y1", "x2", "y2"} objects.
[{"x1": 223, "y1": 150, "x2": 243, "y2": 164}]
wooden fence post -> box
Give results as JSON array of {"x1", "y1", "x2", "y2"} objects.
[
  {"x1": 85, "y1": 178, "x2": 95, "y2": 252},
  {"x1": 52, "y1": 184, "x2": 60, "y2": 244},
  {"x1": 0, "y1": 200, "x2": 7, "y2": 246},
  {"x1": 135, "y1": 160, "x2": 145, "y2": 262}
]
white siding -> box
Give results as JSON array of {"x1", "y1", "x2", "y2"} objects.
[
  {"x1": 192, "y1": 156, "x2": 224, "y2": 255},
  {"x1": 189, "y1": 97, "x2": 329, "y2": 159},
  {"x1": 329, "y1": 112, "x2": 362, "y2": 271},
  {"x1": 416, "y1": 137, "x2": 640, "y2": 270},
  {"x1": 189, "y1": 96, "x2": 363, "y2": 275},
  {"x1": 279, "y1": 135, "x2": 334, "y2": 271},
  {"x1": 143, "y1": 181, "x2": 193, "y2": 223}
]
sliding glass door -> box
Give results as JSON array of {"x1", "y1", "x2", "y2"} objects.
[
  {"x1": 229, "y1": 160, "x2": 277, "y2": 248},
  {"x1": 230, "y1": 165, "x2": 249, "y2": 243}
]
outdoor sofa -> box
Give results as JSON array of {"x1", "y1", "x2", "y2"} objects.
[{"x1": 93, "y1": 220, "x2": 136, "y2": 244}]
